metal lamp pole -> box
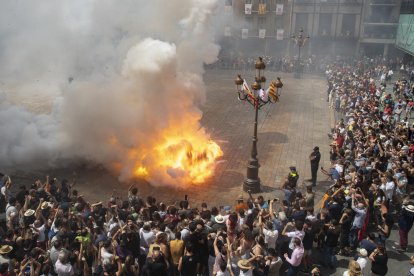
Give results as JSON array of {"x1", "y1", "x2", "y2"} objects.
[
  {"x1": 235, "y1": 57, "x2": 283, "y2": 193},
  {"x1": 291, "y1": 28, "x2": 310, "y2": 79}
]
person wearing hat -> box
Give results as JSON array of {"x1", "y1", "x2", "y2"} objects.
[
  {"x1": 212, "y1": 215, "x2": 226, "y2": 232},
  {"x1": 309, "y1": 146, "x2": 321, "y2": 187},
  {"x1": 235, "y1": 195, "x2": 248, "y2": 212},
  {"x1": 355, "y1": 248, "x2": 368, "y2": 275},
  {"x1": 0, "y1": 245, "x2": 12, "y2": 265},
  {"x1": 237, "y1": 256, "x2": 257, "y2": 276},
  {"x1": 397, "y1": 204, "x2": 414, "y2": 252}
]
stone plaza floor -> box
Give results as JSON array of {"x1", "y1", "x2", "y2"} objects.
[{"x1": 10, "y1": 69, "x2": 414, "y2": 275}]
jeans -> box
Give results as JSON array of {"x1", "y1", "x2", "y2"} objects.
[
  {"x1": 349, "y1": 227, "x2": 360, "y2": 249},
  {"x1": 287, "y1": 264, "x2": 300, "y2": 276},
  {"x1": 399, "y1": 228, "x2": 408, "y2": 249},
  {"x1": 323, "y1": 246, "x2": 337, "y2": 267}
]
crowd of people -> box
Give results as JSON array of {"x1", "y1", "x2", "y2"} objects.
[
  {"x1": 324, "y1": 60, "x2": 414, "y2": 274},
  {"x1": 1, "y1": 58, "x2": 414, "y2": 276},
  {"x1": 206, "y1": 54, "x2": 329, "y2": 75}
]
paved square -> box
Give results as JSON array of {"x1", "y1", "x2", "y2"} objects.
[
  {"x1": 10, "y1": 69, "x2": 414, "y2": 275},
  {"x1": 11, "y1": 69, "x2": 332, "y2": 206}
]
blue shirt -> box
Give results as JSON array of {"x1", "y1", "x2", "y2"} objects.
[
  {"x1": 352, "y1": 205, "x2": 366, "y2": 229},
  {"x1": 329, "y1": 168, "x2": 340, "y2": 180}
]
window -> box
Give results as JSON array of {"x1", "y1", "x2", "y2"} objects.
[
  {"x1": 319, "y1": 13, "x2": 332, "y2": 36},
  {"x1": 341, "y1": 14, "x2": 355, "y2": 37}
]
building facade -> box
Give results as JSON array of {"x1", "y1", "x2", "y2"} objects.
[{"x1": 219, "y1": 0, "x2": 402, "y2": 58}]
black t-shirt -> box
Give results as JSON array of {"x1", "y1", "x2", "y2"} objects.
[
  {"x1": 340, "y1": 215, "x2": 352, "y2": 234},
  {"x1": 371, "y1": 253, "x2": 388, "y2": 275},
  {"x1": 311, "y1": 151, "x2": 321, "y2": 165},
  {"x1": 325, "y1": 227, "x2": 340, "y2": 247},
  {"x1": 302, "y1": 229, "x2": 315, "y2": 250},
  {"x1": 142, "y1": 259, "x2": 168, "y2": 276},
  {"x1": 180, "y1": 254, "x2": 199, "y2": 276},
  {"x1": 184, "y1": 232, "x2": 209, "y2": 262},
  {"x1": 328, "y1": 203, "x2": 343, "y2": 221},
  {"x1": 117, "y1": 209, "x2": 129, "y2": 222},
  {"x1": 16, "y1": 190, "x2": 28, "y2": 206}
]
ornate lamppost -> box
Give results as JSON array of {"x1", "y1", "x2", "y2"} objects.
[
  {"x1": 291, "y1": 28, "x2": 310, "y2": 79},
  {"x1": 235, "y1": 57, "x2": 283, "y2": 193}
]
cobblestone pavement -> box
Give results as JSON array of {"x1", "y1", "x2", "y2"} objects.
[{"x1": 10, "y1": 69, "x2": 414, "y2": 275}]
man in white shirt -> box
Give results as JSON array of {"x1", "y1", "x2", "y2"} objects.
[
  {"x1": 381, "y1": 176, "x2": 395, "y2": 201},
  {"x1": 5, "y1": 197, "x2": 17, "y2": 222},
  {"x1": 282, "y1": 221, "x2": 305, "y2": 250},
  {"x1": 261, "y1": 221, "x2": 278, "y2": 250},
  {"x1": 31, "y1": 220, "x2": 46, "y2": 247},
  {"x1": 55, "y1": 250, "x2": 74, "y2": 276},
  {"x1": 139, "y1": 223, "x2": 155, "y2": 254}
]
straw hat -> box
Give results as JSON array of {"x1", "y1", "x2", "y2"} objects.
[
  {"x1": 24, "y1": 209, "x2": 35, "y2": 217},
  {"x1": 91, "y1": 202, "x2": 103, "y2": 207},
  {"x1": 403, "y1": 204, "x2": 414, "y2": 213},
  {"x1": 215, "y1": 215, "x2": 225, "y2": 224},
  {"x1": 236, "y1": 194, "x2": 244, "y2": 201},
  {"x1": 237, "y1": 259, "x2": 253, "y2": 270},
  {"x1": 0, "y1": 245, "x2": 13, "y2": 254},
  {"x1": 41, "y1": 201, "x2": 51, "y2": 210},
  {"x1": 358, "y1": 248, "x2": 367, "y2": 257}
]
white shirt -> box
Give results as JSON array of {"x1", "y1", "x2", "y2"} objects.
[
  {"x1": 216, "y1": 269, "x2": 230, "y2": 276},
  {"x1": 139, "y1": 228, "x2": 155, "y2": 254},
  {"x1": 287, "y1": 230, "x2": 305, "y2": 250},
  {"x1": 55, "y1": 259, "x2": 74, "y2": 276},
  {"x1": 100, "y1": 248, "x2": 114, "y2": 265},
  {"x1": 34, "y1": 224, "x2": 46, "y2": 242},
  {"x1": 0, "y1": 186, "x2": 10, "y2": 200},
  {"x1": 263, "y1": 229, "x2": 278, "y2": 249},
  {"x1": 357, "y1": 256, "x2": 368, "y2": 276},
  {"x1": 334, "y1": 164, "x2": 343, "y2": 174},
  {"x1": 381, "y1": 181, "x2": 395, "y2": 200},
  {"x1": 180, "y1": 228, "x2": 190, "y2": 241},
  {"x1": 5, "y1": 204, "x2": 17, "y2": 221},
  {"x1": 239, "y1": 269, "x2": 253, "y2": 276}
]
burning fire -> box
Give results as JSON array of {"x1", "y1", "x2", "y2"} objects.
[{"x1": 125, "y1": 128, "x2": 223, "y2": 186}]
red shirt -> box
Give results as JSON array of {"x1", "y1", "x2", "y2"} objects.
[{"x1": 335, "y1": 135, "x2": 344, "y2": 148}]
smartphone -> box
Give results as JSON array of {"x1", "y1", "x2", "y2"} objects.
[{"x1": 185, "y1": 195, "x2": 188, "y2": 201}]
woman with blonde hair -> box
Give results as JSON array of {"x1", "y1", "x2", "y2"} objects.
[{"x1": 343, "y1": 260, "x2": 362, "y2": 276}]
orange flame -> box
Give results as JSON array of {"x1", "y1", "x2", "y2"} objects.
[{"x1": 127, "y1": 129, "x2": 223, "y2": 186}]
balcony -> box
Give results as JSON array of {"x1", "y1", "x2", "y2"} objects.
[
  {"x1": 369, "y1": 0, "x2": 397, "y2": 6},
  {"x1": 295, "y1": 0, "x2": 362, "y2": 4},
  {"x1": 363, "y1": 22, "x2": 399, "y2": 26}
]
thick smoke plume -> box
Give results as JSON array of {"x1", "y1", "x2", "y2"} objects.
[{"x1": 0, "y1": 0, "x2": 221, "y2": 186}]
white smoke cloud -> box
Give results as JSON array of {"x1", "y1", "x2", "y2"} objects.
[{"x1": 0, "y1": 0, "x2": 221, "y2": 186}]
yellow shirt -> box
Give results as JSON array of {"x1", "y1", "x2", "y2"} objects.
[{"x1": 169, "y1": 239, "x2": 184, "y2": 265}]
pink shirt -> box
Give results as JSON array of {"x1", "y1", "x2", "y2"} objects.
[{"x1": 285, "y1": 246, "x2": 304, "y2": 267}]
